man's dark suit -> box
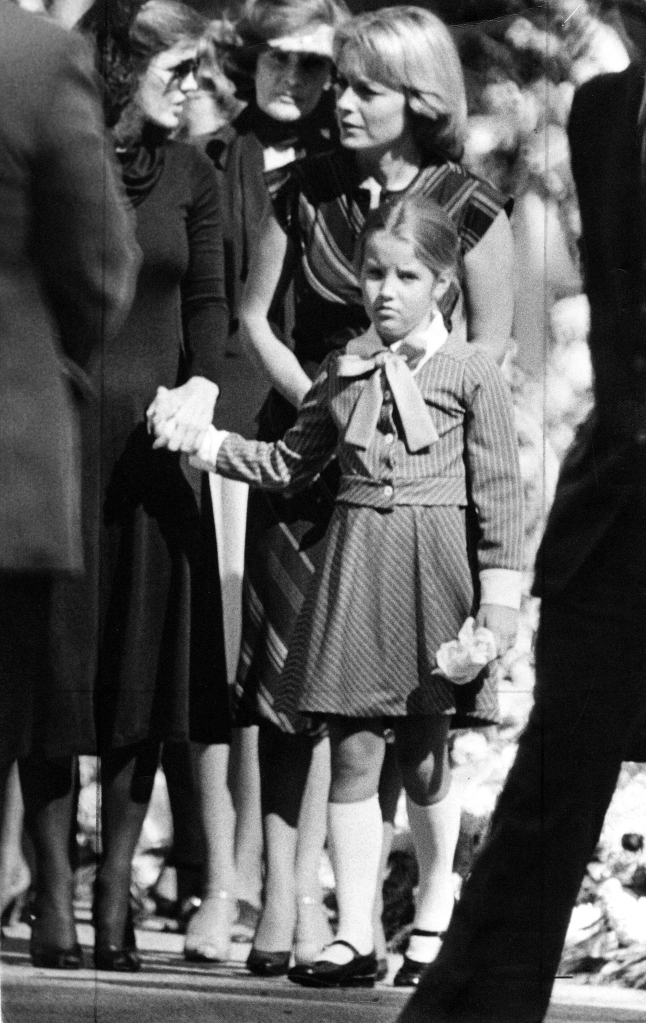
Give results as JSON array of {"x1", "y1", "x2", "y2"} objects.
[
  {"x1": 398, "y1": 64, "x2": 646, "y2": 1023},
  {"x1": 0, "y1": 0, "x2": 139, "y2": 768}
]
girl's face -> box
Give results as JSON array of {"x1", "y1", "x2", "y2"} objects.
[
  {"x1": 255, "y1": 47, "x2": 332, "y2": 122},
  {"x1": 360, "y1": 232, "x2": 445, "y2": 344},
  {"x1": 334, "y1": 57, "x2": 412, "y2": 155},
  {"x1": 137, "y1": 42, "x2": 199, "y2": 131}
]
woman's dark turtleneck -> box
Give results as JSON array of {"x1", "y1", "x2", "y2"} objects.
[{"x1": 115, "y1": 120, "x2": 169, "y2": 207}]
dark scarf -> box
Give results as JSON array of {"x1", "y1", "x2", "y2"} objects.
[
  {"x1": 115, "y1": 121, "x2": 168, "y2": 207},
  {"x1": 237, "y1": 93, "x2": 337, "y2": 153}
]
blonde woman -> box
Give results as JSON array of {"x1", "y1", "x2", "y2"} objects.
[{"x1": 237, "y1": 5, "x2": 516, "y2": 988}]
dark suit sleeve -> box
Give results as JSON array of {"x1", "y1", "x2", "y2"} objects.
[
  {"x1": 34, "y1": 31, "x2": 140, "y2": 369},
  {"x1": 181, "y1": 150, "x2": 229, "y2": 383},
  {"x1": 568, "y1": 70, "x2": 646, "y2": 434}
]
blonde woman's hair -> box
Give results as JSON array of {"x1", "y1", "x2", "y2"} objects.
[{"x1": 334, "y1": 6, "x2": 467, "y2": 162}]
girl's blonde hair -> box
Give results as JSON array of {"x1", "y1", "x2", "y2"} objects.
[
  {"x1": 334, "y1": 6, "x2": 467, "y2": 162},
  {"x1": 356, "y1": 193, "x2": 459, "y2": 283}
]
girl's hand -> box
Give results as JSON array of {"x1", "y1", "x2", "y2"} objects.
[
  {"x1": 475, "y1": 604, "x2": 519, "y2": 658},
  {"x1": 147, "y1": 377, "x2": 219, "y2": 453}
]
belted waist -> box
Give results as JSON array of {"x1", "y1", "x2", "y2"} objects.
[{"x1": 337, "y1": 475, "x2": 467, "y2": 508}]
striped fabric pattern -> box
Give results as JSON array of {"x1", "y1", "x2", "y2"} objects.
[
  {"x1": 217, "y1": 338, "x2": 524, "y2": 574},
  {"x1": 217, "y1": 339, "x2": 524, "y2": 720},
  {"x1": 266, "y1": 150, "x2": 511, "y2": 320},
  {"x1": 233, "y1": 482, "x2": 335, "y2": 733},
  {"x1": 276, "y1": 503, "x2": 495, "y2": 719},
  {"x1": 232, "y1": 152, "x2": 513, "y2": 729}
]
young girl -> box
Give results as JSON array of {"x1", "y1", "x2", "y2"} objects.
[{"x1": 150, "y1": 193, "x2": 524, "y2": 988}]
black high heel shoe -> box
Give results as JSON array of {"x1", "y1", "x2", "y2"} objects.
[
  {"x1": 94, "y1": 943, "x2": 141, "y2": 972},
  {"x1": 246, "y1": 946, "x2": 291, "y2": 976},
  {"x1": 94, "y1": 900, "x2": 141, "y2": 972},
  {"x1": 29, "y1": 915, "x2": 84, "y2": 970}
]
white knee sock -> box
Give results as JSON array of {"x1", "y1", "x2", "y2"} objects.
[
  {"x1": 323, "y1": 795, "x2": 382, "y2": 962},
  {"x1": 406, "y1": 786, "x2": 460, "y2": 963}
]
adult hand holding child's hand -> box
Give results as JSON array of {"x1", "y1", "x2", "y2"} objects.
[{"x1": 147, "y1": 377, "x2": 219, "y2": 454}]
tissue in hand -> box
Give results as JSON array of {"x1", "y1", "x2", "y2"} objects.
[{"x1": 436, "y1": 617, "x2": 497, "y2": 685}]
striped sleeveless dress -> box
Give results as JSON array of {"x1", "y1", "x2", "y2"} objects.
[{"x1": 233, "y1": 149, "x2": 511, "y2": 732}]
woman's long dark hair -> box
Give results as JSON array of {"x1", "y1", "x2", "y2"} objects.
[
  {"x1": 223, "y1": 0, "x2": 349, "y2": 100},
  {"x1": 79, "y1": 0, "x2": 206, "y2": 127}
]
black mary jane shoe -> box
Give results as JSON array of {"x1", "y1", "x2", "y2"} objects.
[
  {"x1": 288, "y1": 940, "x2": 378, "y2": 988},
  {"x1": 393, "y1": 954, "x2": 428, "y2": 987},
  {"x1": 246, "y1": 947, "x2": 291, "y2": 977},
  {"x1": 393, "y1": 928, "x2": 445, "y2": 988}
]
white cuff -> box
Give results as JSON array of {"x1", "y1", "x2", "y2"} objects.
[
  {"x1": 189, "y1": 426, "x2": 230, "y2": 473},
  {"x1": 479, "y1": 569, "x2": 523, "y2": 610}
]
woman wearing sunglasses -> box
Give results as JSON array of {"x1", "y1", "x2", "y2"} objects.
[{"x1": 21, "y1": 0, "x2": 230, "y2": 972}]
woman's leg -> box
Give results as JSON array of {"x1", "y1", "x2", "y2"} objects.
[
  {"x1": 160, "y1": 740, "x2": 204, "y2": 913},
  {"x1": 211, "y1": 475, "x2": 264, "y2": 926},
  {"x1": 254, "y1": 724, "x2": 317, "y2": 952},
  {"x1": 96, "y1": 741, "x2": 160, "y2": 950},
  {"x1": 392, "y1": 715, "x2": 459, "y2": 965},
  {"x1": 323, "y1": 717, "x2": 385, "y2": 965},
  {"x1": 20, "y1": 754, "x2": 77, "y2": 950},
  {"x1": 294, "y1": 733, "x2": 333, "y2": 962},
  {"x1": 185, "y1": 741, "x2": 237, "y2": 960},
  {"x1": 0, "y1": 761, "x2": 31, "y2": 920},
  {"x1": 229, "y1": 725, "x2": 263, "y2": 914}
]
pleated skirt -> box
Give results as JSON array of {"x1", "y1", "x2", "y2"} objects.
[{"x1": 273, "y1": 502, "x2": 499, "y2": 724}]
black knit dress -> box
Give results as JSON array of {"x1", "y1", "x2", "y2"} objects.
[{"x1": 42, "y1": 131, "x2": 230, "y2": 757}]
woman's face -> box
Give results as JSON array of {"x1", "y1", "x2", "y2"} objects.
[
  {"x1": 334, "y1": 59, "x2": 411, "y2": 156},
  {"x1": 255, "y1": 47, "x2": 331, "y2": 122},
  {"x1": 137, "y1": 42, "x2": 199, "y2": 131}
]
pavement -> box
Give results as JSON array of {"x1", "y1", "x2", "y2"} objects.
[{"x1": 3, "y1": 921, "x2": 646, "y2": 1023}]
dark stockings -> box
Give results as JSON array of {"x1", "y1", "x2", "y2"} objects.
[
  {"x1": 95, "y1": 741, "x2": 160, "y2": 948},
  {"x1": 20, "y1": 755, "x2": 77, "y2": 950},
  {"x1": 21, "y1": 741, "x2": 159, "y2": 951}
]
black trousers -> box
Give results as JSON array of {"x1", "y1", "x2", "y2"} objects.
[{"x1": 400, "y1": 512, "x2": 646, "y2": 1023}]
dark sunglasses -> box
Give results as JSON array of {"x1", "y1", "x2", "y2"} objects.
[
  {"x1": 262, "y1": 48, "x2": 331, "y2": 74},
  {"x1": 164, "y1": 57, "x2": 200, "y2": 87}
]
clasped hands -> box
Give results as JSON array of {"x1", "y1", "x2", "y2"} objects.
[{"x1": 146, "y1": 376, "x2": 218, "y2": 454}]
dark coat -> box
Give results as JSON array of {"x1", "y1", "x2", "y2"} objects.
[
  {"x1": 535, "y1": 64, "x2": 646, "y2": 595},
  {"x1": 0, "y1": 0, "x2": 139, "y2": 574},
  {"x1": 203, "y1": 113, "x2": 273, "y2": 437}
]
